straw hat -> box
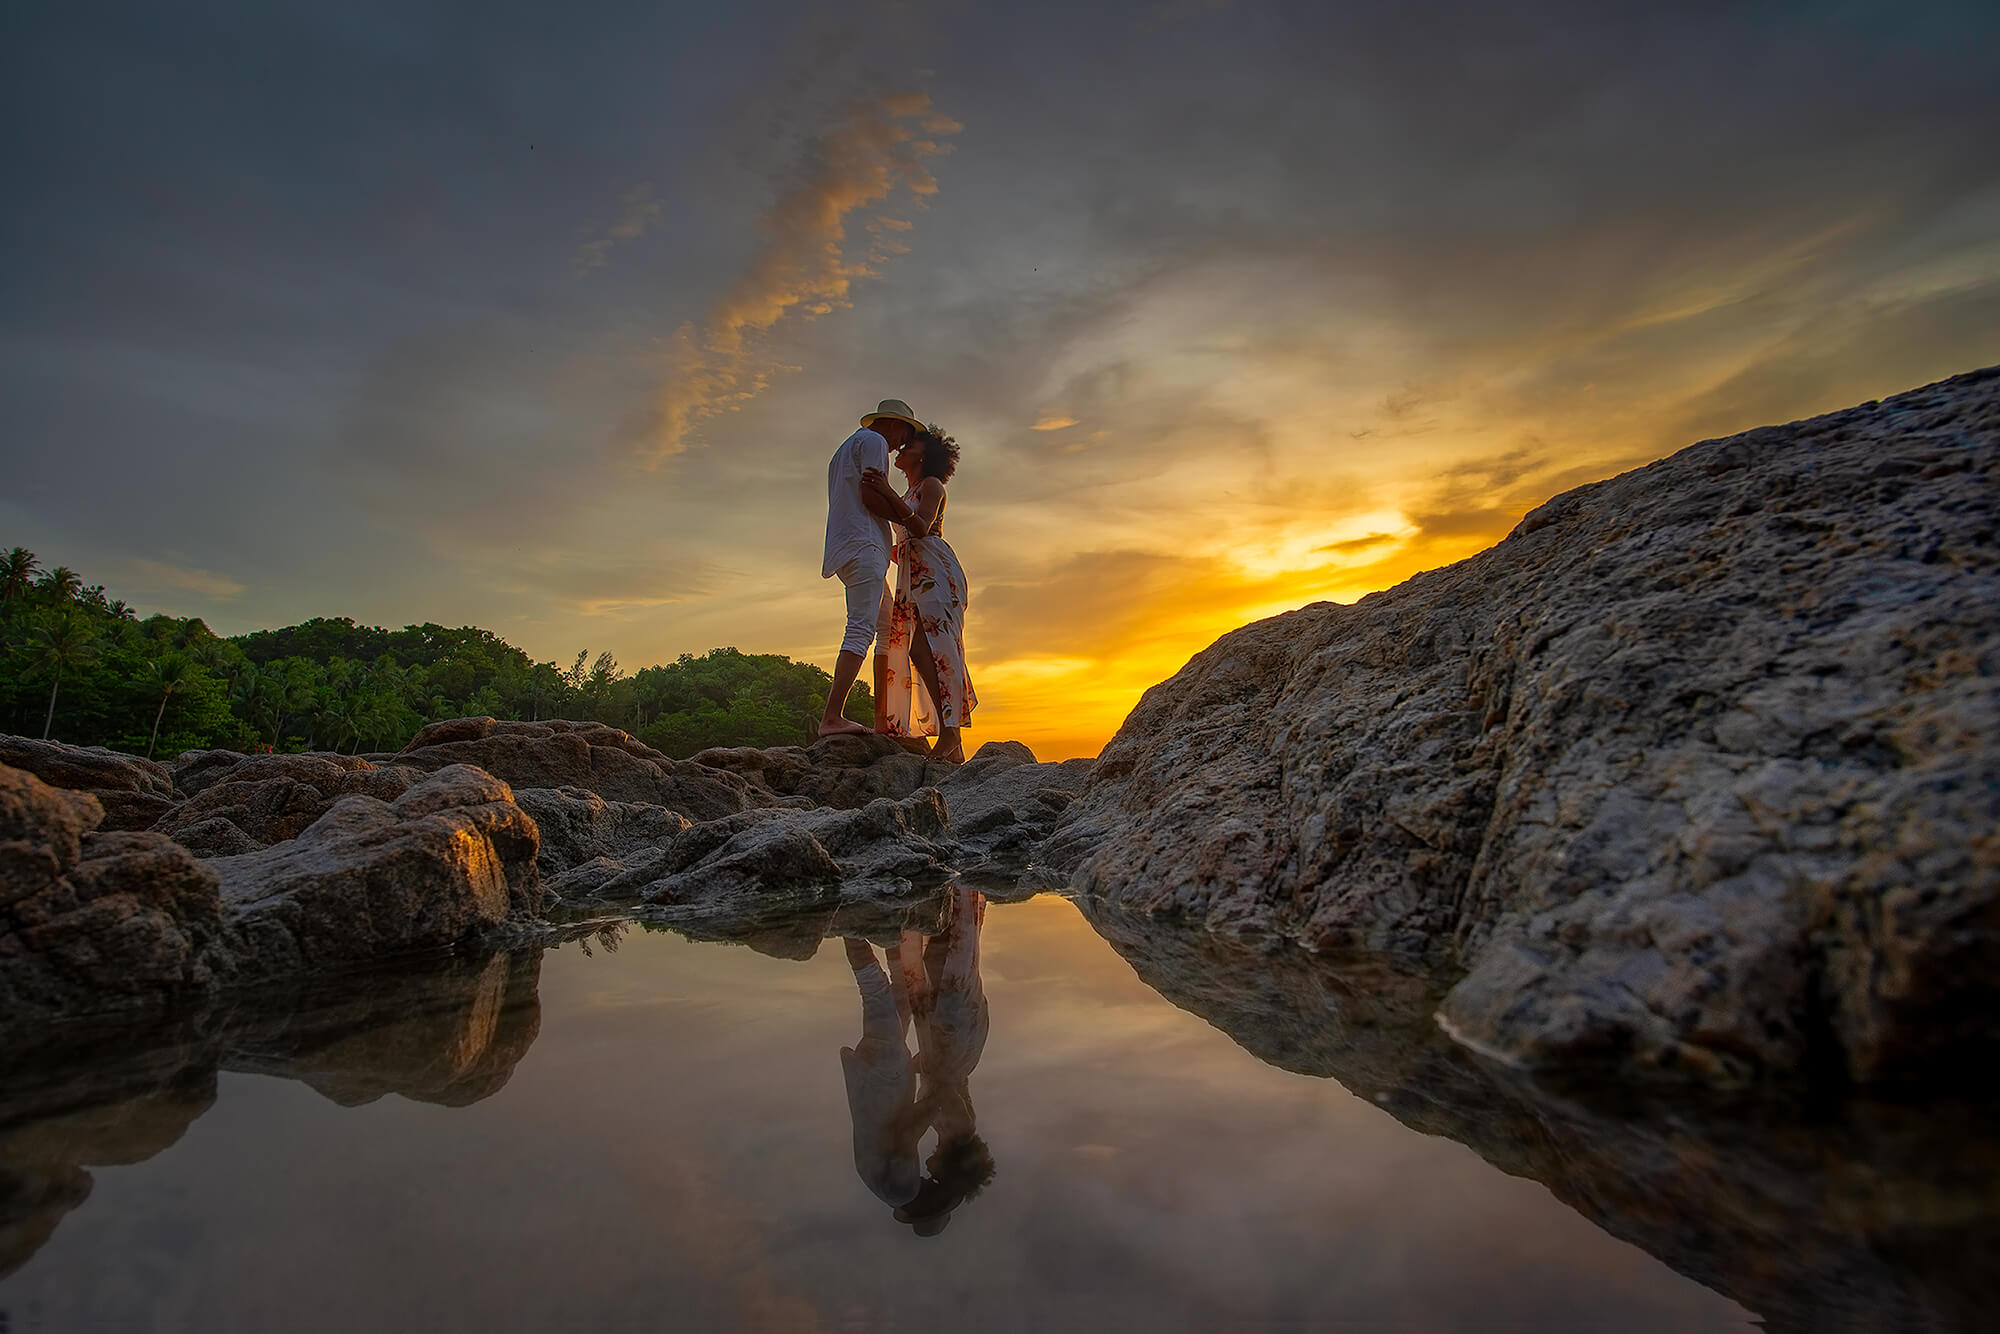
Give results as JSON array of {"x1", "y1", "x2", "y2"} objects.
[{"x1": 860, "y1": 398, "x2": 924, "y2": 432}]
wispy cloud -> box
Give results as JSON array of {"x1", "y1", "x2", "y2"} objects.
[
  {"x1": 640, "y1": 93, "x2": 959, "y2": 464},
  {"x1": 1031, "y1": 415, "x2": 1078, "y2": 431},
  {"x1": 574, "y1": 185, "x2": 666, "y2": 276},
  {"x1": 110, "y1": 558, "x2": 247, "y2": 600}
]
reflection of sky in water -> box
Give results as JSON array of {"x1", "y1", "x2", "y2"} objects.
[{"x1": 3, "y1": 898, "x2": 1752, "y2": 1331}]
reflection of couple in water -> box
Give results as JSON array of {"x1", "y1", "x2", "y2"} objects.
[{"x1": 840, "y1": 885, "x2": 994, "y2": 1235}]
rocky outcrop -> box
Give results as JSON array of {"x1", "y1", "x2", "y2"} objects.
[
  {"x1": 512, "y1": 784, "x2": 691, "y2": 878},
  {"x1": 0, "y1": 735, "x2": 177, "y2": 831},
  {"x1": 0, "y1": 757, "x2": 546, "y2": 1036},
  {"x1": 394, "y1": 717, "x2": 757, "y2": 820},
  {"x1": 153, "y1": 754, "x2": 422, "y2": 855},
  {"x1": 215, "y1": 764, "x2": 544, "y2": 978},
  {"x1": 1053, "y1": 365, "x2": 2000, "y2": 1088},
  {"x1": 1, "y1": 766, "x2": 224, "y2": 1022},
  {"x1": 551, "y1": 788, "x2": 957, "y2": 908},
  {"x1": 933, "y1": 741, "x2": 1094, "y2": 892},
  {"x1": 693, "y1": 732, "x2": 944, "y2": 808}
]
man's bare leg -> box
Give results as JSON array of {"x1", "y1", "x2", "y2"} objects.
[
  {"x1": 873, "y1": 651, "x2": 890, "y2": 733},
  {"x1": 819, "y1": 649, "x2": 873, "y2": 737}
]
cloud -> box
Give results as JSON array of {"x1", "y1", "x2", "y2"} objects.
[
  {"x1": 640, "y1": 94, "x2": 959, "y2": 464},
  {"x1": 573, "y1": 185, "x2": 666, "y2": 276},
  {"x1": 108, "y1": 558, "x2": 247, "y2": 600},
  {"x1": 1031, "y1": 416, "x2": 1078, "y2": 431}
]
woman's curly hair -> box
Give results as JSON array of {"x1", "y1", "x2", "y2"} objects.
[{"x1": 915, "y1": 425, "x2": 960, "y2": 483}]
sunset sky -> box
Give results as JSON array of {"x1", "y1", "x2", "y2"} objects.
[{"x1": 5, "y1": 0, "x2": 1997, "y2": 758}]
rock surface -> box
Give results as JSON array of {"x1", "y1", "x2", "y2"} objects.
[
  {"x1": 0, "y1": 735, "x2": 177, "y2": 832},
  {"x1": 1, "y1": 766, "x2": 224, "y2": 1024},
  {"x1": 1052, "y1": 365, "x2": 2000, "y2": 1087},
  {"x1": 933, "y1": 741, "x2": 1094, "y2": 892},
  {"x1": 214, "y1": 764, "x2": 544, "y2": 978},
  {"x1": 153, "y1": 754, "x2": 422, "y2": 855},
  {"x1": 694, "y1": 732, "x2": 944, "y2": 808},
  {"x1": 394, "y1": 717, "x2": 758, "y2": 820}
]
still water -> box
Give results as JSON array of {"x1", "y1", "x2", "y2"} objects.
[{"x1": 1, "y1": 892, "x2": 1813, "y2": 1331}]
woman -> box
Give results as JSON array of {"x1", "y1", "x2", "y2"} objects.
[{"x1": 863, "y1": 425, "x2": 976, "y2": 763}]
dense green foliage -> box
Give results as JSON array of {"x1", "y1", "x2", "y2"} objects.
[{"x1": 0, "y1": 547, "x2": 871, "y2": 759}]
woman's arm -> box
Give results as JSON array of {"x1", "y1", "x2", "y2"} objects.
[{"x1": 861, "y1": 470, "x2": 939, "y2": 534}]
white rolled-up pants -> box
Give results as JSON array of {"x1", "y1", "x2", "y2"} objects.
[{"x1": 835, "y1": 557, "x2": 894, "y2": 658}]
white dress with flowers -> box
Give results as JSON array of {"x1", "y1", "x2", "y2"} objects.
[{"x1": 882, "y1": 490, "x2": 976, "y2": 736}]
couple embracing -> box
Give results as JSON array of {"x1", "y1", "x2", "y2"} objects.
[{"x1": 817, "y1": 397, "x2": 977, "y2": 764}]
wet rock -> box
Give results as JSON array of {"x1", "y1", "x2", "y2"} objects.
[
  {"x1": 1, "y1": 764, "x2": 224, "y2": 1031},
  {"x1": 1054, "y1": 365, "x2": 2000, "y2": 1087},
  {"x1": 553, "y1": 789, "x2": 958, "y2": 911},
  {"x1": 512, "y1": 785, "x2": 690, "y2": 878},
  {"x1": 153, "y1": 754, "x2": 421, "y2": 853},
  {"x1": 213, "y1": 764, "x2": 544, "y2": 977},
  {"x1": 933, "y1": 741, "x2": 1094, "y2": 893},
  {"x1": 394, "y1": 717, "x2": 756, "y2": 820},
  {"x1": 695, "y1": 733, "x2": 942, "y2": 809}
]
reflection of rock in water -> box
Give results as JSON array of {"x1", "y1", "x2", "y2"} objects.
[
  {"x1": 1081, "y1": 902, "x2": 2000, "y2": 1334},
  {"x1": 0, "y1": 944, "x2": 543, "y2": 1278}
]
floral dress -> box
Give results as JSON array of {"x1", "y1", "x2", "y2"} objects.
[{"x1": 882, "y1": 488, "x2": 977, "y2": 737}]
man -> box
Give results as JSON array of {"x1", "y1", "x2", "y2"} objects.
[{"x1": 818, "y1": 397, "x2": 922, "y2": 737}]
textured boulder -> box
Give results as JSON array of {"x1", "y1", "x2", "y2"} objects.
[
  {"x1": 932, "y1": 741, "x2": 1094, "y2": 891},
  {"x1": 154, "y1": 754, "x2": 421, "y2": 854},
  {"x1": 1053, "y1": 365, "x2": 2000, "y2": 1087},
  {"x1": 694, "y1": 733, "x2": 942, "y2": 809},
  {"x1": 0, "y1": 736, "x2": 177, "y2": 831},
  {"x1": 512, "y1": 785, "x2": 691, "y2": 878},
  {"x1": 213, "y1": 764, "x2": 544, "y2": 977},
  {"x1": 1, "y1": 764, "x2": 224, "y2": 1030},
  {"x1": 394, "y1": 718, "x2": 757, "y2": 820},
  {"x1": 553, "y1": 789, "x2": 958, "y2": 910}
]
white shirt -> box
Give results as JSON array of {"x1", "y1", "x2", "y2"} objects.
[{"x1": 822, "y1": 427, "x2": 893, "y2": 579}]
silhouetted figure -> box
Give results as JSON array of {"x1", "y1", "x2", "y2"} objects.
[{"x1": 839, "y1": 886, "x2": 995, "y2": 1234}]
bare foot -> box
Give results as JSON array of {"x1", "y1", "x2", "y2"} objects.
[
  {"x1": 928, "y1": 743, "x2": 965, "y2": 765},
  {"x1": 817, "y1": 718, "x2": 873, "y2": 738}
]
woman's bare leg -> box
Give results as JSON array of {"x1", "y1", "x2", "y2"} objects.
[{"x1": 907, "y1": 630, "x2": 963, "y2": 763}]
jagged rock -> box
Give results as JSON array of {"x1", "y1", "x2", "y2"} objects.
[
  {"x1": 694, "y1": 733, "x2": 943, "y2": 809},
  {"x1": 554, "y1": 789, "x2": 958, "y2": 910},
  {"x1": 511, "y1": 785, "x2": 691, "y2": 878},
  {"x1": 153, "y1": 755, "x2": 421, "y2": 853},
  {"x1": 1, "y1": 736, "x2": 177, "y2": 830},
  {"x1": 1, "y1": 764, "x2": 224, "y2": 1030},
  {"x1": 394, "y1": 717, "x2": 757, "y2": 820},
  {"x1": 212, "y1": 764, "x2": 543, "y2": 977},
  {"x1": 169, "y1": 748, "x2": 387, "y2": 799},
  {"x1": 0, "y1": 736, "x2": 173, "y2": 799},
  {"x1": 932, "y1": 741, "x2": 1094, "y2": 891},
  {"x1": 1053, "y1": 365, "x2": 2000, "y2": 1087}
]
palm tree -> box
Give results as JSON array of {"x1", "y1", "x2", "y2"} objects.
[
  {"x1": 143, "y1": 654, "x2": 199, "y2": 759},
  {"x1": 0, "y1": 548, "x2": 38, "y2": 602},
  {"x1": 38, "y1": 566, "x2": 82, "y2": 604},
  {"x1": 25, "y1": 608, "x2": 99, "y2": 739}
]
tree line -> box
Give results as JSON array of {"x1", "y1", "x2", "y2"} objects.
[{"x1": 0, "y1": 547, "x2": 871, "y2": 760}]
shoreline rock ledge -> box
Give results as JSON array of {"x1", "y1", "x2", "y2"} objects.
[{"x1": 1045, "y1": 364, "x2": 1999, "y2": 1088}]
